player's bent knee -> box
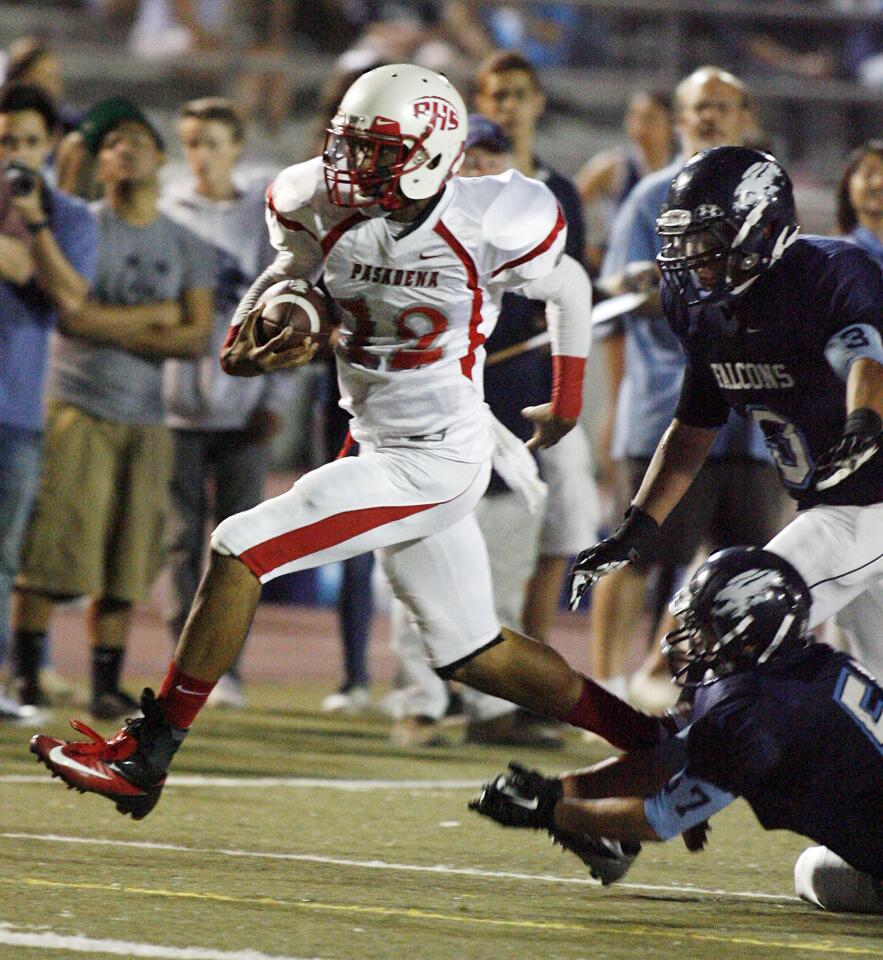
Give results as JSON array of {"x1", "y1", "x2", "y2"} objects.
[{"x1": 435, "y1": 634, "x2": 506, "y2": 681}]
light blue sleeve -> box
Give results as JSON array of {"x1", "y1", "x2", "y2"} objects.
[
  {"x1": 824, "y1": 324, "x2": 883, "y2": 381},
  {"x1": 644, "y1": 769, "x2": 736, "y2": 841}
]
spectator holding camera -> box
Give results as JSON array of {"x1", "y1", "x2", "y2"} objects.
[
  {"x1": 11, "y1": 97, "x2": 214, "y2": 719},
  {"x1": 0, "y1": 84, "x2": 97, "y2": 720}
]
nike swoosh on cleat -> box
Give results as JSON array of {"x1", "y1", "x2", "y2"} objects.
[
  {"x1": 175, "y1": 685, "x2": 209, "y2": 696},
  {"x1": 47, "y1": 745, "x2": 113, "y2": 781}
]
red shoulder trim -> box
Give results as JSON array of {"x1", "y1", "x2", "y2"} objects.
[
  {"x1": 321, "y1": 212, "x2": 368, "y2": 257},
  {"x1": 490, "y1": 205, "x2": 566, "y2": 278}
]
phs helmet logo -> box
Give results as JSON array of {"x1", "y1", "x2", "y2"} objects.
[
  {"x1": 413, "y1": 97, "x2": 460, "y2": 131},
  {"x1": 733, "y1": 161, "x2": 783, "y2": 212}
]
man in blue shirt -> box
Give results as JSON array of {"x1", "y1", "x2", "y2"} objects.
[
  {"x1": 471, "y1": 547, "x2": 883, "y2": 914},
  {"x1": 0, "y1": 84, "x2": 97, "y2": 716}
]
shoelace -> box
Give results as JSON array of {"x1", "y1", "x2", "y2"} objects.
[{"x1": 65, "y1": 718, "x2": 140, "y2": 762}]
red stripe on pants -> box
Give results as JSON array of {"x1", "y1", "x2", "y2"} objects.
[{"x1": 239, "y1": 500, "x2": 441, "y2": 578}]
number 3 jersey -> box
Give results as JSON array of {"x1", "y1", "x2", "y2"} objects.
[
  {"x1": 662, "y1": 235, "x2": 883, "y2": 508},
  {"x1": 266, "y1": 158, "x2": 567, "y2": 460}
]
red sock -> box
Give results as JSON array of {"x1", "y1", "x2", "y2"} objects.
[
  {"x1": 562, "y1": 676, "x2": 662, "y2": 750},
  {"x1": 157, "y1": 663, "x2": 216, "y2": 729}
]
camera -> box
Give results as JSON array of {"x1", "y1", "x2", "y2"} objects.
[{"x1": 2, "y1": 161, "x2": 38, "y2": 197}]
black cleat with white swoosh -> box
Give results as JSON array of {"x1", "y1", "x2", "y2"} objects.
[{"x1": 29, "y1": 688, "x2": 185, "y2": 820}]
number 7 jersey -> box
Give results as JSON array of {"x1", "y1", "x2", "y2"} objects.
[{"x1": 267, "y1": 157, "x2": 567, "y2": 460}]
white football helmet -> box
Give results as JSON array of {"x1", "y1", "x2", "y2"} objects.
[{"x1": 323, "y1": 63, "x2": 467, "y2": 211}]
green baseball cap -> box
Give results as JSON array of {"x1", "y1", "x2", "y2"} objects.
[{"x1": 79, "y1": 96, "x2": 165, "y2": 154}]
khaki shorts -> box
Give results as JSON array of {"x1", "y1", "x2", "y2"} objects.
[{"x1": 17, "y1": 399, "x2": 172, "y2": 603}]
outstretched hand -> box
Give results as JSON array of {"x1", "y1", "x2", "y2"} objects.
[
  {"x1": 812, "y1": 429, "x2": 880, "y2": 492},
  {"x1": 469, "y1": 762, "x2": 562, "y2": 830},
  {"x1": 521, "y1": 403, "x2": 576, "y2": 451},
  {"x1": 568, "y1": 506, "x2": 660, "y2": 610}
]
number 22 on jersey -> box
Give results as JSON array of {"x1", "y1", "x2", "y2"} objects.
[{"x1": 338, "y1": 297, "x2": 449, "y2": 370}]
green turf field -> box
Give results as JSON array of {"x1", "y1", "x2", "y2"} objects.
[{"x1": 1, "y1": 683, "x2": 881, "y2": 959}]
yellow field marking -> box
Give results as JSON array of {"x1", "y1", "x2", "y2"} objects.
[{"x1": 3, "y1": 877, "x2": 881, "y2": 956}]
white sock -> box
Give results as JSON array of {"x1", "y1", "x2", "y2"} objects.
[{"x1": 794, "y1": 846, "x2": 883, "y2": 914}]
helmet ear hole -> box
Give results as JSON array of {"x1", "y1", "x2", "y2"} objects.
[{"x1": 426, "y1": 154, "x2": 441, "y2": 170}]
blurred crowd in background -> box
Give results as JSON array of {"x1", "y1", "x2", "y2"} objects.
[{"x1": 0, "y1": 0, "x2": 880, "y2": 744}]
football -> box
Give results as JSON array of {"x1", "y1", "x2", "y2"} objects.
[{"x1": 255, "y1": 279, "x2": 331, "y2": 350}]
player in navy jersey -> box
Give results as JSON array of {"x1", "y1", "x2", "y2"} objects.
[
  {"x1": 471, "y1": 547, "x2": 883, "y2": 913},
  {"x1": 569, "y1": 146, "x2": 883, "y2": 680}
]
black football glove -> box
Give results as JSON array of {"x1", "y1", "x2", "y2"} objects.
[
  {"x1": 468, "y1": 762, "x2": 562, "y2": 830},
  {"x1": 569, "y1": 506, "x2": 659, "y2": 610},
  {"x1": 813, "y1": 408, "x2": 881, "y2": 492}
]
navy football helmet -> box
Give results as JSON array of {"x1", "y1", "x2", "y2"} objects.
[
  {"x1": 656, "y1": 146, "x2": 800, "y2": 306},
  {"x1": 663, "y1": 547, "x2": 810, "y2": 685}
]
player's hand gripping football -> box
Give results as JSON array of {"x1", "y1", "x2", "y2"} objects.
[
  {"x1": 568, "y1": 506, "x2": 660, "y2": 610},
  {"x1": 222, "y1": 304, "x2": 319, "y2": 376},
  {"x1": 521, "y1": 403, "x2": 576, "y2": 451},
  {"x1": 812, "y1": 407, "x2": 881, "y2": 492},
  {"x1": 469, "y1": 762, "x2": 563, "y2": 829}
]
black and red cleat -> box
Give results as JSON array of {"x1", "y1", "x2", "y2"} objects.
[{"x1": 30, "y1": 688, "x2": 185, "y2": 820}]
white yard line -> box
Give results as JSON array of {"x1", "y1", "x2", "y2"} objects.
[
  {"x1": 1, "y1": 774, "x2": 478, "y2": 790},
  {"x1": 0, "y1": 923, "x2": 321, "y2": 960},
  {"x1": 1, "y1": 832, "x2": 800, "y2": 904}
]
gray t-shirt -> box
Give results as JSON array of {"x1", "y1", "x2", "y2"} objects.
[{"x1": 48, "y1": 201, "x2": 216, "y2": 425}]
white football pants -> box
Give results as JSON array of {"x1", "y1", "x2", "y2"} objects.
[
  {"x1": 766, "y1": 500, "x2": 883, "y2": 679},
  {"x1": 212, "y1": 445, "x2": 499, "y2": 669}
]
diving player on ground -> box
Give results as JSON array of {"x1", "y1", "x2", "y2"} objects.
[
  {"x1": 473, "y1": 547, "x2": 883, "y2": 913},
  {"x1": 31, "y1": 64, "x2": 666, "y2": 822}
]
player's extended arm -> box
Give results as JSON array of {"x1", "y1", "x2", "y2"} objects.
[
  {"x1": 470, "y1": 745, "x2": 691, "y2": 843},
  {"x1": 569, "y1": 418, "x2": 717, "y2": 608},
  {"x1": 517, "y1": 253, "x2": 593, "y2": 450},
  {"x1": 633, "y1": 418, "x2": 718, "y2": 522}
]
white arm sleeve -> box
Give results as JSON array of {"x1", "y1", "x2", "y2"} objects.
[{"x1": 520, "y1": 253, "x2": 593, "y2": 360}]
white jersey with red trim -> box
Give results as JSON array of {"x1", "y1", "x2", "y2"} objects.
[{"x1": 266, "y1": 157, "x2": 567, "y2": 460}]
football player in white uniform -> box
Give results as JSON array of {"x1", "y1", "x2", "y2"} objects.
[{"x1": 31, "y1": 65, "x2": 669, "y2": 820}]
